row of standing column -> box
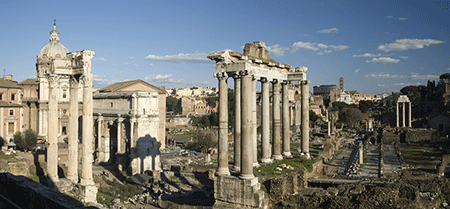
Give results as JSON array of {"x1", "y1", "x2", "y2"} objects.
[
  {"x1": 216, "y1": 71, "x2": 310, "y2": 179},
  {"x1": 47, "y1": 74, "x2": 95, "y2": 190},
  {"x1": 396, "y1": 102, "x2": 412, "y2": 127}
]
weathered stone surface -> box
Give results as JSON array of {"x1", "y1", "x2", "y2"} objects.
[{"x1": 213, "y1": 176, "x2": 269, "y2": 209}]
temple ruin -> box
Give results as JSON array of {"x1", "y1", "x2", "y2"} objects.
[{"x1": 208, "y1": 41, "x2": 310, "y2": 208}]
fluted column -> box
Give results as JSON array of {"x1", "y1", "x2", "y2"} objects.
[
  {"x1": 233, "y1": 74, "x2": 241, "y2": 171},
  {"x1": 282, "y1": 81, "x2": 291, "y2": 157},
  {"x1": 67, "y1": 77, "x2": 79, "y2": 183},
  {"x1": 252, "y1": 77, "x2": 259, "y2": 167},
  {"x1": 261, "y1": 78, "x2": 272, "y2": 163},
  {"x1": 80, "y1": 73, "x2": 94, "y2": 185},
  {"x1": 301, "y1": 80, "x2": 310, "y2": 156},
  {"x1": 47, "y1": 75, "x2": 59, "y2": 184},
  {"x1": 409, "y1": 102, "x2": 412, "y2": 127},
  {"x1": 130, "y1": 117, "x2": 136, "y2": 150},
  {"x1": 217, "y1": 72, "x2": 230, "y2": 176},
  {"x1": 402, "y1": 102, "x2": 405, "y2": 127},
  {"x1": 240, "y1": 72, "x2": 254, "y2": 179},
  {"x1": 272, "y1": 80, "x2": 282, "y2": 160},
  {"x1": 97, "y1": 116, "x2": 104, "y2": 162},
  {"x1": 396, "y1": 102, "x2": 399, "y2": 127},
  {"x1": 117, "y1": 115, "x2": 123, "y2": 154}
]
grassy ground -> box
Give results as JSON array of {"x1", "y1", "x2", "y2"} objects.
[
  {"x1": 255, "y1": 158, "x2": 318, "y2": 176},
  {"x1": 400, "y1": 147, "x2": 443, "y2": 170}
]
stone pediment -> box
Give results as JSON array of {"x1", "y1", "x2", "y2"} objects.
[{"x1": 99, "y1": 80, "x2": 165, "y2": 94}]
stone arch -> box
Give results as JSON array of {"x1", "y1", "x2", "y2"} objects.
[{"x1": 437, "y1": 155, "x2": 450, "y2": 177}]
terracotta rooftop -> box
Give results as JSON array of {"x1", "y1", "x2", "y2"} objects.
[
  {"x1": 0, "y1": 78, "x2": 21, "y2": 89},
  {"x1": 19, "y1": 79, "x2": 39, "y2": 85}
]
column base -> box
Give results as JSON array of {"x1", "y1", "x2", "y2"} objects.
[
  {"x1": 216, "y1": 167, "x2": 230, "y2": 176},
  {"x1": 300, "y1": 153, "x2": 310, "y2": 159},
  {"x1": 79, "y1": 183, "x2": 98, "y2": 203},
  {"x1": 272, "y1": 155, "x2": 283, "y2": 160},
  {"x1": 66, "y1": 175, "x2": 78, "y2": 184},
  {"x1": 239, "y1": 173, "x2": 255, "y2": 180},
  {"x1": 252, "y1": 162, "x2": 260, "y2": 168},
  {"x1": 282, "y1": 152, "x2": 292, "y2": 158},
  {"x1": 260, "y1": 158, "x2": 273, "y2": 164},
  {"x1": 232, "y1": 165, "x2": 241, "y2": 172}
]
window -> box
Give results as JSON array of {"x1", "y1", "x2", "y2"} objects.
[
  {"x1": 111, "y1": 102, "x2": 114, "y2": 108},
  {"x1": 0, "y1": 93, "x2": 2, "y2": 100},
  {"x1": 8, "y1": 123, "x2": 14, "y2": 134},
  {"x1": 62, "y1": 90, "x2": 67, "y2": 98},
  {"x1": 11, "y1": 93, "x2": 15, "y2": 101},
  {"x1": 9, "y1": 109, "x2": 13, "y2": 116},
  {"x1": 62, "y1": 126, "x2": 67, "y2": 135}
]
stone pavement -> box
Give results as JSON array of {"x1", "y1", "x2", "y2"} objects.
[
  {"x1": 382, "y1": 144, "x2": 402, "y2": 175},
  {"x1": 356, "y1": 144, "x2": 379, "y2": 178}
]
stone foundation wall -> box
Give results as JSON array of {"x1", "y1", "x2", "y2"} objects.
[
  {"x1": 0, "y1": 173, "x2": 87, "y2": 209},
  {"x1": 404, "y1": 129, "x2": 439, "y2": 142}
]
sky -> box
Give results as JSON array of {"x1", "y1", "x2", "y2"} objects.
[{"x1": 1, "y1": 0, "x2": 449, "y2": 94}]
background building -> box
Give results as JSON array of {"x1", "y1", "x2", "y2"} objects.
[{"x1": 0, "y1": 75, "x2": 23, "y2": 143}]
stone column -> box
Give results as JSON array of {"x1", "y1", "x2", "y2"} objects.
[
  {"x1": 260, "y1": 78, "x2": 272, "y2": 163},
  {"x1": 295, "y1": 101, "x2": 301, "y2": 133},
  {"x1": 79, "y1": 72, "x2": 97, "y2": 203},
  {"x1": 117, "y1": 116, "x2": 123, "y2": 154},
  {"x1": 396, "y1": 102, "x2": 399, "y2": 127},
  {"x1": 67, "y1": 77, "x2": 79, "y2": 183},
  {"x1": 358, "y1": 141, "x2": 364, "y2": 164},
  {"x1": 233, "y1": 74, "x2": 241, "y2": 171},
  {"x1": 402, "y1": 102, "x2": 405, "y2": 127},
  {"x1": 326, "y1": 109, "x2": 329, "y2": 122},
  {"x1": 409, "y1": 102, "x2": 412, "y2": 127},
  {"x1": 282, "y1": 81, "x2": 291, "y2": 157},
  {"x1": 240, "y1": 72, "x2": 254, "y2": 179},
  {"x1": 47, "y1": 75, "x2": 59, "y2": 184},
  {"x1": 130, "y1": 118, "x2": 136, "y2": 149},
  {"x1": 272, "y1": 80, "x2": 282, "y2": 160},
  {"x1": 97, "y1": 116, "x2": 104, "y2": 163},
  {"x1": 301, "y1": 80, "x2": 310, "y2": 156},
  {"x1": 252, "y1": 77, "x2": 259, "y2": 167},
  {"x1": 217, "y1": 72, "x2": 230, "y2": 176},
  {"x1": 327, "y1": 121, "x2": 331, "y2": 136}
]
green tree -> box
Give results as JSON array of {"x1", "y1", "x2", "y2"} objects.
[
  {"x1": 13, "y1": 129, "x2": 38, "y2": 150},
  {"x1": 166, "y1": 96, "x2": 179, "y2": 112},
  {"x1": 209, "y1": 112, "x2": 219, "y2": 126},
  {"x1": 191, "y1": 129, "x2": 217, "y2": 153},
  {"x1": 440, "y1": 73, "x2": 450, "y2": 82},
  {"x1": 338, "y1": 108, "x2": 365, "y2": 129},
  {"x1": 358, "y1": 100, "x2": 374, "y2": 113},
  {"x1": 309, "y1": 110, "x2": 321, "y2": 125}
]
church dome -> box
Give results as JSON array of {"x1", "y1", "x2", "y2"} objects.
[{"x1": 38, "y1": 23, "x2": 69, "y2": 59}]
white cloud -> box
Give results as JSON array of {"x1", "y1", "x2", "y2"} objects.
[
  {"x1": 144, "y1": 74, "x2": 184, "y2": 85},
  {"x1": 93, "y1": 57, "x2": 106, "y2": 61},
  {"x1": 353, "y1": 53, "x2": 381, "y2": 57},
  {"x1": 144, "y1": 52, "x2": 211, "y2": 63},
  {"x1": 292, "y1": 42, "x2": 319, "y2": 51},
  {"x1": 317, "y1": 43, "x2": 328, "y2": 48},
  {"x1": 386, "y1": 15, "x2": 394, "y2": 18},
  {"x1": 317, "y1": 28, "x2": 339, "y2": 33},
  {"x1": 92, "y1": 74, "x2": 120, "y2": 86},
  {"x1": 331, "y1": 45, "x2": 349, "y2": 51},
  {"x1": 377, "y1": 39, "x2": 445, "y2": 52},
  {"x1": 378, "y1": 84, "x2": 386, "y2": 87},
  {"x1": 365, "y1": 57, "x2": 400, "y2": 63},
  {"x1": 365, "y1": 72, "x2": 438, "y2": 80},
  {"x1": 124, "y1": 62, "x2": 129, "y2": 66},
  {"x1": 317, "y1": 50, "x2": 332, "y2": 55},
  {"x1": 399, "y1": 56, "x2": 409, "y2": 60},
  {"x1": 266, "y1": 44, "x2": 290, "y2": 57},
  {"x1": 355, "y1": 68, "x2": 360, "y2": 73},
  {"x1": 398, "y1": 17, "x2": 408, "y2": 21},
  {"x1": 394, "y1": 82, "x2": 421, "y2": 86},
  {"x1": 129, "y1": 56, "x2": 135, "y2": 59},
  {"x1": 133, "y1": 64, "x2": 139, "y2": 67},
  {"x1": 148, "y1": 63, "x2": 154, "y2": 67}
]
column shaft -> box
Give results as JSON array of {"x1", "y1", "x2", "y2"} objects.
[
  {"x1": 301, "y1": 80, "x2": 310, "y2": 156},
  {"x1": 282, "y1": 81, "x2": 291, "y2": 157},
  {"x1": 252, "y1": 78, "x2": 259, "y2": 167},
  {"x1": 97, "y1": 118, "x2": 103, "y2": 162},
  {"x1": 233, "y1": 75, "x2": 241, "y2": 171},
  {"x1": 261, "y1": 79, "x2": 272, "y2": 163},
  {"x1": 402, "y1": 102, "x2": 405, "y2": 127},
  {"x1": 240, "y1": 74, "x2": 254, "y2": 179},
  {"x1": 48, "y1": 76, "x2": 59, "y2": 184},
  {"x1": 409, "y1": 102, "x2": 412, "y2": 127},
  {"x1": 67, "y1": 78, "x2": 79, "y2": 183},
  {"x1": 396, "y1": 102, "x2": 399, "y2": 127},
  {"x1": 80, "y1": 73, "x2": 95, "y2": 186},
  {"x1": 217, "y1": 73, "x2": 230, "y2": 176},
  {"x1": 117, "y1": 117, "x2": 122, "y2": 154},
  {"x1": 272, "y1": 81, "x2": 282, "y2": 160}
]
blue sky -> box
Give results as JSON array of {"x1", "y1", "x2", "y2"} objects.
[{"x1": 1, "y1": 0, "x2": 449, "y2": 94}]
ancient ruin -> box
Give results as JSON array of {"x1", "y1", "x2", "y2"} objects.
[
  {"x1": 396, "y1": 95, "x2": 412, "y2": 127},
  {"x1": 207, "y1": 41, "x2": 310, "y2": 208},
  {"x1": 36, "y1": 23, "x2": 97, "y2": 203}
]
